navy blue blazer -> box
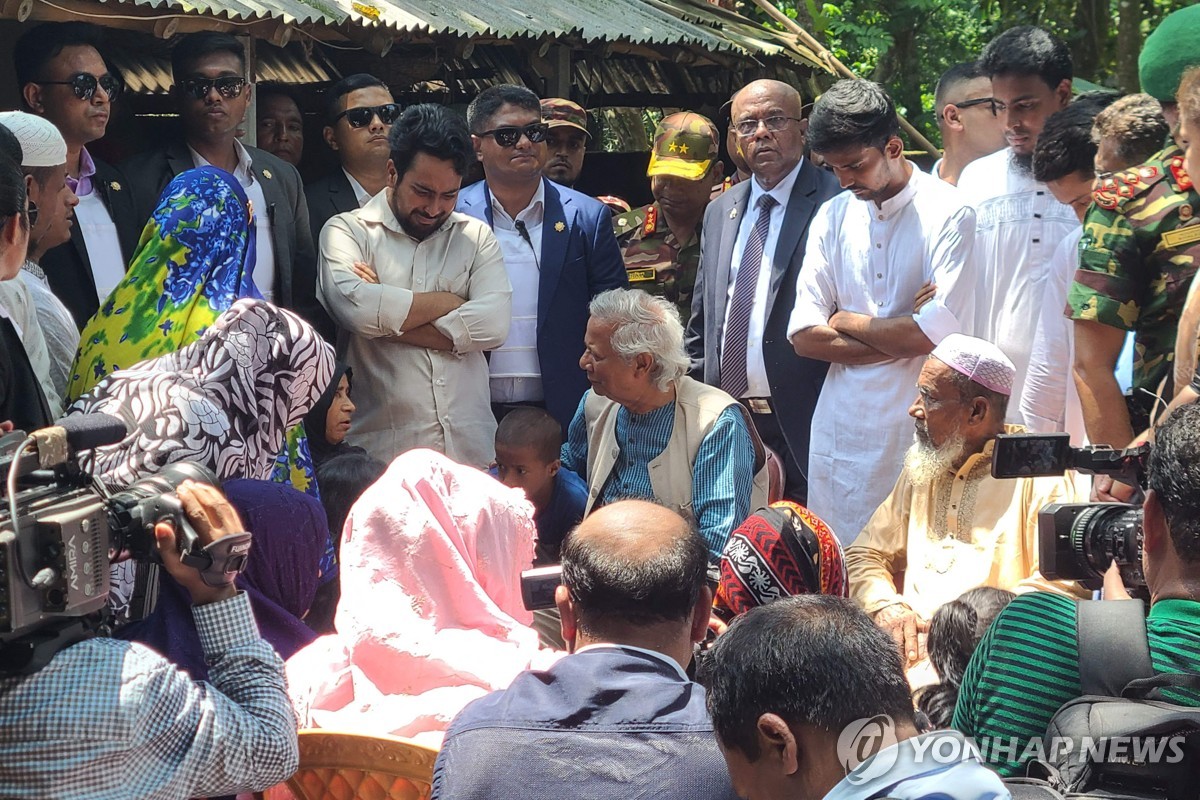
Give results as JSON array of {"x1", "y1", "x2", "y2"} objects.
[
  {"x1": 432, "y1": 646, "x2": 739, "y2": 800},
  {"x1": 457, "y1": 178, "x2": 627, "y2": 430}
]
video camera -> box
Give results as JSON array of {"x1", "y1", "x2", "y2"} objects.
[
  {"x1": 991, "y1": 432, "x2": 1149, "y2": 591},
  {"x1": 0, "y1": 414, "x2": 251, "y2": 674}
]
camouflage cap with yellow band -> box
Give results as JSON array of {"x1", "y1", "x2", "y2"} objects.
[
  {"x1": 540, "y1": 98, "x2": 591, "y2": 138},
  {"x1": 647, "y1": 111, "x2": 719, "y2": 181},
  {"x1": 1139, "y1": 4, "x2": 1200, "y2": 103}
]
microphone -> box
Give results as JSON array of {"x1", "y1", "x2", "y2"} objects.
[
  {"x1": 30, "y1": 413, "x2": 129, "y2": 467},
  {"x1": 513, "y1": 220, "x2": 540, "y2": 269}
]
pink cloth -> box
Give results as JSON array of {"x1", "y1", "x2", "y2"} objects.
[{"x1": 286, "y1": 449, "x2": 554, "y2": 746}]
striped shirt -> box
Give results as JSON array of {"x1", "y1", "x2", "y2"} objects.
[
  {"x1": 561, "y1": 394, "x2": 755, "y2": 558},
  {"x1": 952, "y1": 592, "x2": 1200, "y2": 776}
]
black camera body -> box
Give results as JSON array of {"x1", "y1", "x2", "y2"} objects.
[
  {"x1": 0, "y1": 419, "x2": 224, "y2": 674},
  {"x1": 992, "y1": 433, "x2": 1149, "y2": 590}
]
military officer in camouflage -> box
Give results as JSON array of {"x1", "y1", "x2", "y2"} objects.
[
  {"x1": 614, "y1": 112, "x2": 722, "y2": 322},
  {"x1": 541, "y1": 97, "x2": 589, "y2": 188},
  {"x1": 1068, "y1": 3, "x2": 1200, "y2": 449}
]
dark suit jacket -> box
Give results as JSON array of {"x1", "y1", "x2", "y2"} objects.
[
  {"x1": 457, "y1": 178, "x2": 627, "y2": 430},
  {"x1": 120, "y1": 140, "x2": 329, "y2": 338},
  {"x1": 686, "y1": 159, "x2": 841, "y2": 498},
  {"x1": 305, "y1": 169, "x2": 360, "y2": 250},
  {"x1": 431, "y1": 646, "x2": 739, "y2": 800},
  {"x1": 40, "y1": 155, "x2": 143, "y2": 329}
]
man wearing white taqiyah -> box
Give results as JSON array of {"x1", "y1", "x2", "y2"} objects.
[
  {"x1": 0, "y1": 111, "x2": 81, "y2": 415},
  {"x1": 846, "y1": 333, "x2": 1086, "y2": 672}
]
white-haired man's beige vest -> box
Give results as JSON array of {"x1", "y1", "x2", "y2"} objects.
[{"x1": 580, "y1": 376, "x2": 769, "y2": 525}]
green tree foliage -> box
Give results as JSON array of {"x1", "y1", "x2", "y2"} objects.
[{"x1": 744, "y1": 0, "x2": 1190, "y2": 145}]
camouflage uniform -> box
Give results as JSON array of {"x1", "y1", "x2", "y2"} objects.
[
  {"x1": 615, "y1": 202, "x2": 701, "y2": 321},
  {"x1": 1066, "y1": 145, "x2": 1200, "y2": 394},
  {"x1": 616, "y1": 111, "x2": 719, "y2": 323}
]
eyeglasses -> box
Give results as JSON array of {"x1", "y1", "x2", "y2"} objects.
[
  {"x1": 733, "y1": 116, "x2": 803, "y2": 138},
  {"x1": 953, "y1": 97, "x2": 997, "y2": 115},
  {"x1": 179, "y1": 76, "x2": 247, "y2": 101},
  {"x1": 39, "y1": 73, "x2": 122, "y2": 102},
  {"x1": 333, "y1": 103, "x2": 401, "y2": 128},
  {"x1": 474, "y1": 122, "x2": 550, "y2": 147},
  {"x1": 26, "y1": 200, "x2": 38, "y2": 229}
]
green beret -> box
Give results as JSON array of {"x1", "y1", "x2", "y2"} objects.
[{"x1": 1140, "y1": 4, "x2": 1200, "y2": 102}]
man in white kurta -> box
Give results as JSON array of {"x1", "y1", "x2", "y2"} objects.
[
  {"x1": 789, "y1": 80, "x2": 976, "y2": 546},
  {"x1": 318, "y1": 105, "x2": 512, "y2": 468}
]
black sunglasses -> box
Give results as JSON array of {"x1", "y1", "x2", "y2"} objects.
[
  {"x1": 180, "y1": 76, "x2": 247, "y2": 101},
  {"x1": 475, "y1": 122, "x2": 550, "y2": 147},
  {"x1": 954, "y1": 97, "x2": 996, "y2": 115},
  {"x1": 333, "y1": 103, "x2": 401, "y2": 128},
  {"x1": 39, "y1": 72, "x2": 122, "y2": 102}
]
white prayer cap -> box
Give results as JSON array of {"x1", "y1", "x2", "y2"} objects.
[
  {"x1": 0, "y1": 111, "x2": 67, "y2": 168},
  {"x1": 930, "y1": 333, "x2": 1016, "y2": 395}
]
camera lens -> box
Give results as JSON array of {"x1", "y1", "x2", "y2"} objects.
[{"x1": 1071, "y1": 504, "x2": 1144, "y2": 580}]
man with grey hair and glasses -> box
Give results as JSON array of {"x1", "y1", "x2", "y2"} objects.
[{"x1": 562, "y1": 287, "x2": 767, "y2": 560}]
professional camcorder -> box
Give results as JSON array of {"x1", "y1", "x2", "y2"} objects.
[
  {"x1": 991, "y1": 432, "x2": 1149, "y2": 591},
  {"x1": 0, "y1": 415, "x2": 250, "y2": 674}
]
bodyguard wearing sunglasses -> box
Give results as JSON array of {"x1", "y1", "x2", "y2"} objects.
[
  {"x1": 14, "y1": 22, "x2": 143, "y2": 330},
  {"x1": 122, "y1": 32, "x2": 326, "y2": 337},
  {"x1": 930, "y1": 62, "x2": 1006, "y2": 187},
  {"x1": 306, "y1": 74, "x2": 398, "y2": 250},
  {"x1": 458, "y1": 84, "x2": 626, "y2": 433}
]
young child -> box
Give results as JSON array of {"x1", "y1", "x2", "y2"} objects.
[{"x1": 491, "y1": 407, "x2": 587, "y2": 564}]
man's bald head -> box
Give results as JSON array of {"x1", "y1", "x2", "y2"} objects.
[
  {"x1": 561, "y1": 500, "x2": 708, "y2": 637},
  {"x1": 732, "y1": 79, "x2": 803, "y2": 118},
  {"x1": 730, "y1": 79, "x2": 806, "y2": 189}
]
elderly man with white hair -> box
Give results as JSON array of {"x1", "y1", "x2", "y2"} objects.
[
  {"x1": 562, "y1": 288, "x2": 767, "y2": 560},
  {"x1": 846, "y1": 333, "x2": 1087, "y2": 670}
]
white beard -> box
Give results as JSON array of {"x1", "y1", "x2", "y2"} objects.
[{"x1": 904, "y1": 429, "x2": 966, "y2": 488}]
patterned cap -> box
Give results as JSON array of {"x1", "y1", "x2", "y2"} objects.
[
  {"x1": 0, "y1": 111, "x2": 66, "y2": 168},
  {"x1": 1139, "y1": 4, "x2": 1200, "y2": 102},
  {"x1": 540, "y1": 98, "x2": 590, "y2": 138},
  {"x1": 597, "y1": 194, "x2": 632, "y2": 214},
  {"x1": 931, "y1": 333, "x2": 1016, "y2": 395},
  {"x1": 647, "y1": 111, "x2": 719, "y2": 180}
]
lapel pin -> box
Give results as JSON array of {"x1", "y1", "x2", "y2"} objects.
[
  {"x1": 262, "y1": 169, "x2": 273, "y2": 180},
  {"x1": 730, "y1": 208, "x2": 738, "y2": 220},
  {"x1": 555, "y1": 221, "x2": 565, "y2": 232},
  {"x1": 109, "y1": 181, "x2": 122, "y2": 192}
]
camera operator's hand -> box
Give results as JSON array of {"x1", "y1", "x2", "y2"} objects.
[
  {"x1": 1103, "y1": 560, "x2": 1133, "y2": 600},
  {"x1": 154, "y1": 480, "x2": 245, "y2": 607},
  {"x1": 1091, "y1": 474, "x2": 1137, "y2": 504},
  {"x1": 0, "y1": 420, "x2": 12, "y2": 433},
  {"x1": 874, "y1": 604, "x2": 929, "y2": 667}
]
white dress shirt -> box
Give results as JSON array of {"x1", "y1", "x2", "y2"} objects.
[
  {"x1": 318, "y1": 190, "x2": 513, "y2": 467},
  {"x1": 721, "y1": 158, "x2": 804, "y2": 398},
  {"x1": 489, "y1": 181, "x2": 545, "y2": 403},
  {"x1": 789, "y1": 167, "x2": 976, "y2": 544},
  {"x1": 1021, "y1": 227, "x2": 1086, "y2": 443},
  {"x1": 956, "y1": 149, "x2": 1079, "y2": 418},
  {"x1": 191, "y1": 140, "x2": 277, "y2": 301},
  {"x1": 73, "y1": 189, "x2": 127, "y2": 306},
  {"x1": 342, "y1": 168, "x2": 373, "y2": 208}
]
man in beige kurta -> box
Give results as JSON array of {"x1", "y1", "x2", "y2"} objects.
[
  {"x1": 846, "y1": 334, "x2": 1087, "y2": 670},
  {"x1": 318, "y1": 105, "x2": 512, "y2": 467}
]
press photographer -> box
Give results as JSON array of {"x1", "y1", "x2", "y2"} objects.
[
  {"x1": 0, "y1": 417, "x2": 298, "y2": 799},
  {"x1": 957, "y1": 402, "x2": 1200, "y2": 781}
]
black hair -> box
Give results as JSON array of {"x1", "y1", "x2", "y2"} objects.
[
  {"x1": 1094, "y1": 92, "x2": 1171, "y2": 170},
  {"x1": 1148, "y1": 402, "x2": 1200, "y2": 563},
  {"x1": 940, "y1": 361, "x2": 1011, "y2": 420},
  {"x1": 705, "y1": 595, "x2": 915, "y2": 759},
  {"x1": 496, "y1": 406, "x2": 562, "y2": 464},
  {"x1": 258, "y1": 82, "x2": 301, "y2": 110},
  {"x1": 388, "y1": 103, "x2": 474, "y2": 179},
  {"x1": 324, "y1": 73, "x2": 389, "y2": 124},
  {"x1": 0, "y1": 126, "x2": 23, "y2": 167},
  {"x1": 1032, "y1": 92, "x2": 1119, "y2": 183},
  {"x1": 170, "y1": 32, "x2": 245, "y2": 81},
  {"x1": 807, "y1": 79, "x2": 900, "y2": 155},
  {"x1": 315, "y1": 450, "x2": 386, "y2": 555},
  {"x1": 914, "y1": 587, "x2": 1014, "y2": 728},
  {"x1": 934, "y1": 62, "x2": 988, "y2": 112},
  {"x1": 14, "y1": 22, "x2": 108, "y2": 91},
  {"x1": 466, "y1": 84, "x2": 540, "y2": 133},
  {"x1": 978, "y1": 26, "x2": 1073, "y2": 89},
  {"x1": 560, "y1": 506, "x2": 708, "y2": 632}
]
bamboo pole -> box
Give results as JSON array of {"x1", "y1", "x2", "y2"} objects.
[{"x1": 748, "y1": 0, "x2": 942, "y2": 157}]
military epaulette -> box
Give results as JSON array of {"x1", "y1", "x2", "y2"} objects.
[
  {"x1": 642, "y1": 204, "x2": 658, "y2": 235},
  {"x1": 1092, "y1": 166, "x2": 1162, "y2": 210},
  {"x1": 1169, "y1": 154, "x2": 1195, "y2": 192},
  {"x1": 613, "y1": 205, "x2": 649, "y2": 237}
]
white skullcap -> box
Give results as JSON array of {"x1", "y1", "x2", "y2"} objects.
[
  {"x1": 0, "y1": 111, "x2": 67, "y2": 168},
  {"x1": 930, "y1": 333, "x2": 1016, "y2": 395}
]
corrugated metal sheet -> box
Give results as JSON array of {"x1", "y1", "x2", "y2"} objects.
[
  {"x1": 98, "y1": 0, "x2": 341, "y2": 25},
  {"x1": 107, "y1": 42, "x2": 338, "y2": 94}
]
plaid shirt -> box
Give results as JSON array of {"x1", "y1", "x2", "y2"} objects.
[{"x1": 0, "y1": 592, "x2": 298, "y2": 799}]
